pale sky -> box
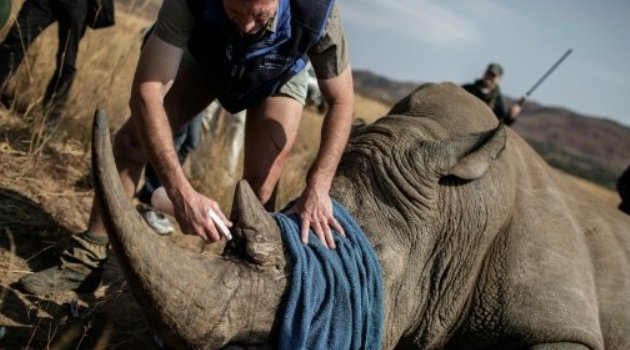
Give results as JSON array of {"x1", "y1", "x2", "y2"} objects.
[{"x1": 338, "y1": 0, "x2": 630, "y2": 126}]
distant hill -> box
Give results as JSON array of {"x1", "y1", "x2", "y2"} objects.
[
  {"x1": 352, "y1": 70, "x2": 420, "y2": 105},
  {"x1": 352, "y1": 70, "x2": 630, "y2": 188}
]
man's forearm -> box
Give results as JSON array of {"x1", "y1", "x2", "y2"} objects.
[
  {"x1": 307, "y1": 101, "x2": 353, "y2": 191},
  {"x1": 128, "y1": 34, "x2": 189, "y2": 195},
  {"x1": 130, "y1": 88, "x2": 190, "y2": 193},
  {"x1": 308, "y1": 66, "x2": 354, "y2": 191}
]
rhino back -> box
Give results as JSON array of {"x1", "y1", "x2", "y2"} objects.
[
  {"x1": 333, "y1": 83, "x2": 630, "y2": 349},
  {"x1": 451, "y1": 130, "x2": 630, "y2": 349}
]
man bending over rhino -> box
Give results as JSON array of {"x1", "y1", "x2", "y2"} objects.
[{"x1": 20, "y1": 0, "x2": 354, "y2": 294}]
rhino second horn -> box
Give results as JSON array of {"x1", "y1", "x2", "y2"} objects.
[{"x1": 230, "y1": 180, "x2": 285, "y2": 270}]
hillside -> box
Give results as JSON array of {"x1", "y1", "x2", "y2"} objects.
[{"x1": 353, "y1": 70, "x2": 630, "y2": 188}]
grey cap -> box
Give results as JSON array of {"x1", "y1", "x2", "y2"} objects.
[{"x1": 486, "y1": 63, "x2": 504, "y2": 77}]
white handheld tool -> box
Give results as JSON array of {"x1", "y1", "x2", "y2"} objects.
[{"x1": 151, "y1": 187, "x2": 232, "y2": 241}]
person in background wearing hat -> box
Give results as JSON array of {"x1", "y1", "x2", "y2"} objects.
[{"x1": 463, "y1": 63, "x2": 523, "y2": 126}]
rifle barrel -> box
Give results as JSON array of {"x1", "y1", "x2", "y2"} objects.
[{"x1": 525, "y1": 49, "x2": 573, "y2": 98}]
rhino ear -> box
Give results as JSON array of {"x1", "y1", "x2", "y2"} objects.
[
  {"x1": 432, "y1": 124, "x2": 507, "y2": 180},
  {"x1": 229, "y1": 180, "x2": 285, "y2": 269}
]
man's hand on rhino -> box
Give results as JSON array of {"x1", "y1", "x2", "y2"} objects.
[
  {"x1": 288, "y1": 185, "x2": 345, "y2": 249},
  {"x1": 167, "y1": 185, "x2": 232, "y2": 242}
]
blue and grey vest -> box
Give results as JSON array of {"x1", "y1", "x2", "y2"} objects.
[{"x1": 186, "y1": 0, "x2": 335, "y2": 113}]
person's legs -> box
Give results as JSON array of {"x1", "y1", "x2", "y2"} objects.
[
  {"x1": 179, "y1": 112, "x2": 204, "y2": 159},
  {"x1": 243, "y1": 96, "x2": 304, "y2": 211},
  {"x1": 43, "y1": 0, "x2": 87, "y2": 121},
  {"x1": 0, "y1": 0, "x2": 55, "y2": 98},
  {"x1": 200, "y1": 100, "x2": 222, "y2": 134},
  {"x1": 242, "y1": 66, "x2": 309, "y2": 211},
  {"x1": 20, "y1": 53, "x2": 216, "y2": 294}
]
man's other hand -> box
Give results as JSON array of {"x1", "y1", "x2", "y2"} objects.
[{"x1": 287, "y1": 185, "x2": 345, "y2": 249}]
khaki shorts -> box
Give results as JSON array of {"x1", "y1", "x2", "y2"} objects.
[{"x1": 182, "y1": 50, "x2": 309, "y2": 106}]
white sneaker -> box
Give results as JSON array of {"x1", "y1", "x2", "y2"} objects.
[{"x1": 137, "y1": 204, "x2": 175, "y2": 236}]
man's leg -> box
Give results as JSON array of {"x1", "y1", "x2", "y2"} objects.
[
  {"x1": 42, "y1": 0, "x2": 87, "y2": 122},
  {"x1": 243, "y1": 96, "x2": 304, "y2": 211},
  {"x1": 19, "y1": 55, "x2": 216, "y2": 294},
  {"x1": 178, "y1": 112, "x2": 205, "y2": 159},
  {"x1": 0, "y1": 0, "x2": 54, "y2": 100}
]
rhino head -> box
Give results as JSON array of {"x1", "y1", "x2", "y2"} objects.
[{"x1": 92, "y1": 111, "x2": 289, "y2": 349}]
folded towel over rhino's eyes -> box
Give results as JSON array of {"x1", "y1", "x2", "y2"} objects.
[{"x1": 274, "y1": 199, "x2": 384, "y2": 350}]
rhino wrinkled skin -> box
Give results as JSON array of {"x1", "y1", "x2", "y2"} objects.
[{"x1": 92, "y1": 83, "x2": 630, "y2": 349}]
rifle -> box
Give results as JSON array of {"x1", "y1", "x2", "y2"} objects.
[{"x1": 516, "y1": 48, "x2": 573, "y2": 106}]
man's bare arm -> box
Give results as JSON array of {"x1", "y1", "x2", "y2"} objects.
[
  {"x1": 129, "y1": 34, "x2": 227, "y2": 241},
  {"x1": 288, "y1": 65, "x2": 354, "y2": 248},
  {"x1": 130, "y1": 33, "x2": 184, "y2": 191},
  {"x1": 309, "y1": 65, "x2": 354, "y2": 194}
]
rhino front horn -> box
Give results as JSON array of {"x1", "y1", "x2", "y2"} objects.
[{"x1": 230, "y1": 180, "x2": 285, "y2": 269}]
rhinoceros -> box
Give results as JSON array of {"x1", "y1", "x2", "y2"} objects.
[{"x1": 92, "y1": 83, "x2": 630, "y2": 349}]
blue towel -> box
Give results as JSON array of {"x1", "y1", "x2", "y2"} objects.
[{"x1": 273, "y1": 199, "x2": 383, "y2": 350}]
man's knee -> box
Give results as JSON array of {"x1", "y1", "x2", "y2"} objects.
[{"x1": 245, "y1": 151, "x2": 289, "y2": 200}]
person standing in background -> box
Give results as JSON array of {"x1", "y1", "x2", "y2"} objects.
[
  {"x1": 463, "y1": 63, "x2": 523, "y2": 125},
  {"x1": 0, "y1": 0, "x2": 109, "y2": 123}
]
